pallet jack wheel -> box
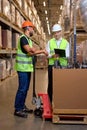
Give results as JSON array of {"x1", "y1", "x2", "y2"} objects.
[{"x1": 34, "y1": 108, "x2": 43, "y2": 118}]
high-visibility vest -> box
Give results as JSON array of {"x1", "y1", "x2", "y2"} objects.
[
  {"x1": 15, "y1": 34, "x2": 33, "y2": 72},
  {"x1": 49, "y1": 38, "x2": 68, "y2": 66}
]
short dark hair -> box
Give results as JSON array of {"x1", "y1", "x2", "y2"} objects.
[{"x1": 22, "y1": 26, "x2": 29, "y2": 31}]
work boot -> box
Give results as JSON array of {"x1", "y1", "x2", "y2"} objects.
[
  {"x1": 23, "y1": 106, "x2": 33, "y2": 113},
  {"x1": 14, "y1": 110, "x2": 28, "y2": 118}
]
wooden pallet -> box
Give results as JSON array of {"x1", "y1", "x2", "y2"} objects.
[
  {"x1": 0, "y1": 47, "x2": 12, "y2": 50},
  {"x1": 12, "y1": 48, "x2": 17, "y2": 50},
  {"x1": 52, "y1": 114, "x2": 87, "y2": 124}
]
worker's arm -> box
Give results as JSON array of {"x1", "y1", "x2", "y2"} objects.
[
  {"x1": 23, "y1": 44, "x2": 48, "y2": 56},
  {"x1": 23, "y1": 44, "x2": 36, "y2": 54},
  {"x1": 21, "y1": 36, "x2": 48, "y2": 56},
  {"x1": 34, "y1": 49, "x2": 48, "y2": 56}
]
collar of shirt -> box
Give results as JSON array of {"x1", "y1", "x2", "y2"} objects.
[
  {"x1": 54, "y1": 37, "x2": 62, "y2": 42},
  {"x1": 54, "y1": 37, "x2": 62, "y2": 48}
]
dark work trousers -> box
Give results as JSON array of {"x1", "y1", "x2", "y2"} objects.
[
  {"x1": 14, "y1": 71, "x2": 31, "y2": 111},
  {"x1": 47, "y1": 65, "x2": 54, "y2": 103}
]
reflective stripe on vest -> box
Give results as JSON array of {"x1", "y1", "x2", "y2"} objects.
[
  {"x1": 16, "y1": 60, "x2": 32, "y2": 64},
  {"x1": 15, "y1": 35, "x2": 33, "y2": 72},
  {"x1": 49, "y1": 38, "x2": 68, "y2": 66},
  {"x1": 17, "y1": 54, "x2": 31, "y2": 58}
]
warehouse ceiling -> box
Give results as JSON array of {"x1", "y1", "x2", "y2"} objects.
[{"x1": 32, "y1": 0, "x2": 63, "y2": 39}]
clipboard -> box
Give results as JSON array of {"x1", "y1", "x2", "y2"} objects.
[{"x1": 54, "y1": 49, "x2": 66, "y2": 57}]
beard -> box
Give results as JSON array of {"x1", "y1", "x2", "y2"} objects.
[{"x1": 29, "y1": 32, "x2": 33, "y2": 37}]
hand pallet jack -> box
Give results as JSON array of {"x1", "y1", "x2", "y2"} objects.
[{"x1": 32, "y1": 56, "x2": 52, "y2": 119}]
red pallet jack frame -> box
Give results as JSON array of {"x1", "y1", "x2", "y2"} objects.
[
  {"x1": 37, "y1": 93, "x2": 52, "y2": 119},
  {"x1": 32, "y1": 56, "x2": 52, "y2": 119}
]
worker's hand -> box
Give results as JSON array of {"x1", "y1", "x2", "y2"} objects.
[
  {"x1": 42, "y1": 49, "x2": 48, "y2": 56},
  {"x1": 52, "y1": 54, "x2": 59, "y2": 58},
  {"x1": 30, "y1": 47, "x2": 36, "y2": 53},
  {"x1": 27, "y1": 47, "x2": 36, "y2": 56}
]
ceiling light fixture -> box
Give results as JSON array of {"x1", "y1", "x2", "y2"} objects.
[
  {"x1": 47, "y1": 23, "x2": 51, "y2": 35},
  {"x1": 58, "y1": 21, "x2": 61, "y2": 24},
  {"x1": 60, "y1": 5, "x2": 63, "y2": 10},
  {"x1": 43, "y1": 1, "x2": 46, "y2": 6},
  {"x1": 47, "y1": 20, "x2": 49, "y2": 24},
  {"x1": 46, "y1": 17, "x2": 48, "y2": 20},
  {"x1": 45, "y1": 10, "x2": 47, "y2": 14}
]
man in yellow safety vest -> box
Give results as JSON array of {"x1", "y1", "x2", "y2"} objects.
[
  {"x1": 46, "y1": 24, "x2": 70, "y2": 103},
  {"x1": 14, "y1": 20, "x2": 48, "y2": 118}
]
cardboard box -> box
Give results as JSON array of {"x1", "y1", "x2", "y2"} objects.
[
  {"x1": 28, "y1": 7, "x2": 33, "y2": 21},
  {"x1": 22, "y1": 0, "x2": 28, "y2": 16},
  {"x1": 27, "y1": 0, "x2": 31, "y2": 6},
  {"x1": 6, "y1": 58, "x2": 16, "y2": 76},
  {"x1": 2, "y1": 0, "x2": 11, "y2": 20},
  {"x1": 15, "y1": 9, "x2": 22, "y2": 28},
  {"x1": 11, "y1": 3, "x2": 15, "y2": 24},
  {"x1": 0, "y1": 26, "x2": 2, "y2": 48},
  {"x1": 12, "y1": 33, "x2": 20, "y2": 49},
  {"x1": 2, "y1": 29, "x2": 12, "y2": 49},
  {"x1": 0, "y1": 59, "x2": 7, "y2": 80},
  {"x1": 53, "y1": 68, "x2": 87, "y2": 114},
  {"x1": 17, "y1": 0, "x2": 23, "y2": 8},
  {"x1": 0, "y1": 0, "x2": 2, "y2": 12}
]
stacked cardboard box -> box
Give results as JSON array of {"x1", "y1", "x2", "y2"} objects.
[
  {"x1": 28, "y1": 6, "x2": 33, "y2": 21},
  {"x1": 6, "y1": 58, "x2": 16, "y2": 76},
  {"x1": 2, "y1": 0, "x2": 11, "y2": 21},
  {"x1": 0, "y1": 0, "x2": 1, "y2": 12},
  {"x1": 70, "y1": 0, "x2": 83, "y2": 29},
  {"x1": 15, "y1": 10, "x2": 22, "y2": 28},
  {"x1": 27, "y1": 0, "x2": 32, "y2": 6},
  {"x1": 11, "y1": 3, "x2": 15, "y2": 24},
  {"x1": 0, "y1": 26, "x2": 2, "y2": 48},
  {"x1": 17, "y1": 0, "x2": 23, "y2": 8},
  {"x1": 22, "y1": 0, "x2": 28, "y2": 16},
  {"x1": 6, "y1": 59, "x2": 11, "y2": 76},
  {"x1": 2, "y1": 29, "x2": 12, "y2": 49},
  {"x1": 11, "y1": 58, "x2": 16, "y2": 75},
  {"x1": 0, "y1": 59, "x2": 7, "y2": 80},
  {"x1": 12, "y1": 32, "x2": 20, "y2": 49}
]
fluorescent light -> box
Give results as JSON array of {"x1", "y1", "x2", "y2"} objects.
[
  {"x1": 43, "y1": 1, "x2": 46, "y2": 6},
  {"x1": 47, "y1": 20, "x2": 49, "y2": 24},
  {"x1": 46, "y1": 17, "x2": 48, "y2": 20},
  {"x1": 45, "y1": 10, "x2": 47, "y2": 14},
  {"x1": 58, "y1": 21, "x2": 61, "y2": 24},
  {"x1": 47, "y1": 23, "x2": 51, "y2": 35},
  {"x1": 60, "y1": 5, "x2": 63, "y2": 10}
]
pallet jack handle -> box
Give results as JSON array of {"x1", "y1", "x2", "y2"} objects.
[{"x1": 32, "y1": 55, "x2": 37, "y2": 104}]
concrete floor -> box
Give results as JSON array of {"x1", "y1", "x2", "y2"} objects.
[{"x1": 0, "y1": 69, "x2": 87, "y2": 130}]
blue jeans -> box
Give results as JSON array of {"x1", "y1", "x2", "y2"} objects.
[{"x1": 14, "y1": 71, "x2": 31, "y2": 111}]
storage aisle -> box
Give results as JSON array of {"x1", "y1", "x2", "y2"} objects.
[{"x1": 0, "y1": 69, "x2": 87, "y2": 130}]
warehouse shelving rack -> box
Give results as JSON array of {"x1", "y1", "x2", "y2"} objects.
[{"x1": 0, "y1": 0, "x2": 46, "y2": 81}]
